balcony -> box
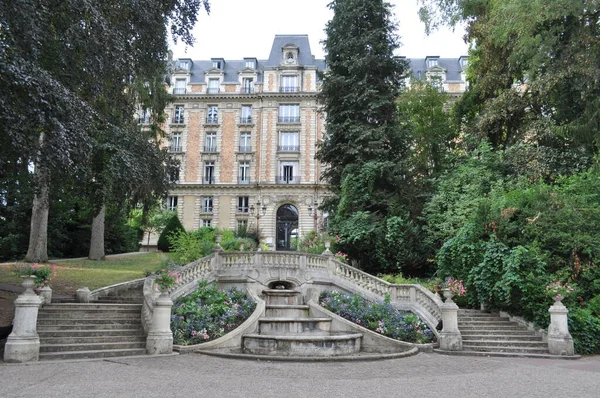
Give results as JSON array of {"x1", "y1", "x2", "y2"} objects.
[
  {"x1": 172, "y1": 117, "x2": 185, "y2": 124},
  {"x1": 173, "y1": 88, "x2": 187, "y2": 95},
  {"x1": 206, "y1": 117, "x2": 219, "y2": 125},
  {"x1": 238, "y1": 145, "x2": 252, "y2": 152},
  {"x1": 203, "y1": 176, "x2": 215, "y2": 184},
  {"x1": 201, "y1": 207, "x2": 213, "y2": 213},
  {"x1": 280, "y1": 86, "x2": 300, "y2": 93},
  {"x1": 169, "y1": 145, "x2": 183, "y2": 153},
  {"x1": 239, "y1": 117, "x2": 253, "y2": 124},
  {"x1": 275, "y1": 176, "x2": 300, "y2": 184},
  {"x1": 241, "y1": 87, "x2": 255, "y2": 94},
  {"x1": 206, "y1": 88, "x2": 220, "y2": 94},
  {"x1": 237, "y1": 207, "x2": 249, "y2": 213},
  {"x1": 278, "y1": 116, "x2": 300, "y2": 124},
  {"x1": 238, "y1": 177, "x2": 251, "y2": 185},
  {"x1": 278, "y1": 145, "x2": 300, "y2": 152},
  {"x1": 204, "y1": 146, "x2": 217, "y2": 153}
]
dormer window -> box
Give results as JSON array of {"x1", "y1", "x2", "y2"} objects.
[
  {"x1": 212, "y1": 61, "x2": 221, "y2": 69},
  {"x1": 426, "y1": 57, "x2": 439, "y2": 68},
  {"x1": 245, "y1": 60, "x2": 255, "y2": 69},
  {"x1": 177, "y1": 61, "x2": 190, "y2": 70},
  {"x1": 281, "y1": 45, "x2": 299, "y2": 66},
  {"x1": 285, "y1": 52, "x2": 295, "y2": 64},
  {"x1": 459, "y1": 56, "x2": 469, "y2": 69}
]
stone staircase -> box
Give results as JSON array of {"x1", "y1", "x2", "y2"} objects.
[
  {"x1": 458, "y1": 309, "x2": 549, "y2": 357},
  {"x1": 37, "y1": 303, "x2": 146, "y2": 360},
  {"x1": 242, "y1": 289, "x2": 363, "y2": 357}
]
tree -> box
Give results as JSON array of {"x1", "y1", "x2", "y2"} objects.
[
  {"x1": 1, "y1": 0, "x2": 210, "y2": 262},
  {"x1": 319, "y1": 0, "x2": 416, "y2": 273},
  {"x1": 158, "y1": 214, "x2": 185, "y2": 252}
]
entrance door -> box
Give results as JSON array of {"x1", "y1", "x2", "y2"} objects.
[{"x1": 276, "y1": 204, "x2": 298, "y2": 250}]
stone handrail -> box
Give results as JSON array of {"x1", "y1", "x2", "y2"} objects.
[
  {"x1": 89, "y1": 278, "x2": 145, "y2": 301},
  {"x1": 142, "y1": 253, "x2": 216, "y2": 334},
  {"x1": 331, "y1": 259, "x2": 443, "y2": 331}
]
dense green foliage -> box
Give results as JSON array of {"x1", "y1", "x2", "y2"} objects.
[
  {"x1": 157, "y1": 215, "x2": 185, "y2": 252},
  {"x1": 171, "y1": 281, "x2": 256, "y2": 345},
  {"x1": 319, "y1": 290, "x2": 435, "y2": 343}
]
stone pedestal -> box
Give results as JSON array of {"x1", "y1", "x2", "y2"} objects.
[
  {"x1": 39, "y1": 286, "x2": 52, "y2": 304},
  {"x1": 146, "y1": 292, "x2": 173, "y2": 355},
  {"x1": 76, "y1": 287, "x2": 91, "y2": 303},
  {"x1": 548, "y1": 299, "x2": 574, "y2": 356},
  {"x1": 439, "y1": 290, "x2": 463, "y2": 351},
  {"x1": 4, "y1": 276, "x2": 43, "y2": 363}
]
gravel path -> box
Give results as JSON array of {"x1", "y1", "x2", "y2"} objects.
[{"x1": 1, "y1": 352, "x2": 599, "y2": 398}]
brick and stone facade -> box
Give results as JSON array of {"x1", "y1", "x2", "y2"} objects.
[{"x1": 156, "y1": 35, "x2": 468, "y2": 250}]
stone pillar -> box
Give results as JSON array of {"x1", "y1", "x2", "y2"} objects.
[
  {"x1": 76, "y1": 287, "x2": 91, "y2": 303},
  {"x1": 4, "y1": 276, "x2": 43, "y2": 363},
  {"x1": 439, "y1": 290, "x2": 463, "y2": 351},
  {"x1": 39, "y1": 286, "x2": 52, "y2": 304},
  {"x1": 146, "y1": 292, "x2": 173, "y2": 355},
  {"x1": 547, "y1": 299, "x2": 574, "y2": 356}
]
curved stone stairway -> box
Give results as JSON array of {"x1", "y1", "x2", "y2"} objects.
[
  {"x1": 241, "y1": 289, "x2": 363, "y2": 357},
  {"x1": 37, "y1": 294, "x2": 146, "y2": 361}
]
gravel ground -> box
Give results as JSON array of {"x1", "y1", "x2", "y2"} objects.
[{"x1": 1, "y1": 352, "x2": 599, "y2": 398}]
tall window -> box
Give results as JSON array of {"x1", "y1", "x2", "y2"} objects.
[
  {"x1": 205, "y1": 132, "x2": 217, "y2": 152},
  {"x1": 279, "y1": 132, "x2": 299, "y2": 151},
  {"x1": 167, "y1": 196, "x2": 178, "y2": 212},
  {"x1": 281, "y1": 75, "x2": 298, "y2": 92},
  {"x1": 242, "y1": 78, "x2": 254, "y2": 94},
  {"x1": 139, "y1": 108, "x2": 150, "y2": 124},
  {"x1": 174, "y1": 79, "x2": 186, "y2": 94},
  {"x1": 279, "y1": 162, "x2": 298, "y2": 184},
  {"x1": 239, "y1": 162, "x2": 250, "y2": 184},
  {"x1": 170, "y1": 133, "x2": 182, "y2": 152},
  {"x1": 239, "y1": 132, "x2": 251, "y2": 152},
  {"x1": 207, "y1": 105, "x2": 218, "y2": 124},
  {"x1": 237, "y1": 196, "x2": 249, "y2": 213},
  {"x1": 241, "y1": 106, "x2": 252, "y2": 123},
  {"x1": 173, "y1": 105, "x2": 184, "y2": 124},
  {"x1": 278, "y1": 104, "x2": 300, "y2": 123},
  {"x1": 207, "y1": 78, "x2": 219, "y2": 94},
  {"x1": 236, "y1": 219, "x2": 248, "y2": 232},
  {"x1": 202, "y1": 197, "x2": 213, "y2": 213},
  {"x1": 204, "y1": 162, "x2": 215, "y2": 184}
]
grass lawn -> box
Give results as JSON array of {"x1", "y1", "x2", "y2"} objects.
[{"x1": 0, "y1": 253, "x2": 167, "y2": 296}]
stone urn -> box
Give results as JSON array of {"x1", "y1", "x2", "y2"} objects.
[
  {"x1": 20, "y1": 275, "x2": 37, "y2": 295},
  {"x1": 442, "y1": 288, "x2": 454, "y2": 303}
]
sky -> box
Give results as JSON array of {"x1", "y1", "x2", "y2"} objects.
[{"x1": 171, "y1": 0, "x2": 468, "y2": 61}]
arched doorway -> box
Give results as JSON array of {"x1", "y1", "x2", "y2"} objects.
[{"x1": 276, "y1": 204, "x2": 298, "y2": 251}]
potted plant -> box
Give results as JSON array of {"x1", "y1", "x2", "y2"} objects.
[
  {"x1": 153, "y1": 268, "x2": 180, "y2": 294},
  {"x1": 546, "y1": 281, "x2": 575, "y2": 303},
  {"x1": 12, "y1": 263, "x2": 57, "y2": 303},
  {"x1": 441, "y1": 277, "x2": 466, "y2": 302}
]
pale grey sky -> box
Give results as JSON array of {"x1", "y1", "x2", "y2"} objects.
[{"x1": 171, "y1": 0, "x2": 468, "y2": 60}]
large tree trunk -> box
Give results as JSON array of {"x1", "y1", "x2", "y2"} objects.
[
  {"x1": 24, "y1": 165, "x2": 49, "y2": 263},
  {"x1": 89, "y1": 205, "x2": 106, "y2": 260}
]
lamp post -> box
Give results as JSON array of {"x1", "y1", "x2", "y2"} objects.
[
  {"x1": 249, "y1": 200, "x2": 267, "y2": 247},
  {"x1": 307, "y1": 200, "x2": 319, "y2": 231}
]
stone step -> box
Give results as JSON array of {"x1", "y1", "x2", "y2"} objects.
[
  {"x1": 460, "y1": 329, "x2": 538, "y2": 336},
  {"x1": 38, "y1": 310, "x2": 141, "y2": 319},
  {"x1": 463, "y1": 340, "x2": 547, "y2": 348},
  {"x1": 39, "y1": 335, "x2": 146, "y2": 345},
  {"x1": 38, "y1": 329, "x2": 144, "y2": 338},
  {"x1": 37, "y1": 318, "x2": 142, "y2": 327},
  {"x1": 265, "y1": 305, "x2": 310, "y2": 318},
  {"x1": 43, "y1": 303, "x2": 142, "y2": 309},
  {"x1": 40, "y1": 341, "x2": 146, "y2": 353},
  {"x1": 462, "y1": 334, "x2": 542, "y2": 342},
  {"x1": 262, "y1": 290, "x2": 303, "y2": 306},
  {"x1": 435, "y1": 349, "x2": 579, "y2": 360},
  {"x1": 458, "y1": 320, "x2": 519, "y2": 326},
  {"x1": 462, "y1": 344, "x2": 549, "y2": 354},
  {"x1": 242, "y1": 333, "x2": 362, "y2": 357},
  {"x1": 39, "y1": 348, "x2": 146, "y2": 361},
  {"x1": 458, "y1": 316, "x2": 510, "y2": 322},
  {"x1": 258, "y1": 317, "x2": 331, "y2": 336}
]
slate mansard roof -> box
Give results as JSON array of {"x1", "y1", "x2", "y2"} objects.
[{"x1": 176, "y1": 35, "x2": 466, "y2": 84}]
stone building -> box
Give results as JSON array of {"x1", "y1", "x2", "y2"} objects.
[{"x1": 154, "y1": 34, "x2": 467, "y2": 251}]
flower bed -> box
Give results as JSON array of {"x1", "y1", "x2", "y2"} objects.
[
  {"x1": 170, "y1": 281, "x2": 256, "y2": 345},
  {"x1": 319, "y1": 291, "x2": 435, "y2": 344}
]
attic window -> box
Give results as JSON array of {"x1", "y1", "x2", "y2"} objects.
[
  {"x1": 427, "y1": 58, "x2": 438, "y2": 68},
  {"x1": 245, "y1": 60, "x2": 255, "y2": 69},
  {"x1": 178, "y1": 61, "x2": 190, "y2": 70},
  {"x1": 285, "y1": 52, "x2": 295, "y2": 64},
  {"x1": 460, "y1": 58, "x2": 468, "y2": 68},
  {"x1": 212, "y1": 60, "x2": 222, "y2": 69}
]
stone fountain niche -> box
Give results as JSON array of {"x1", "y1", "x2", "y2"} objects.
[{"x1": 268, "y1": 280, "x2": 295, "y2": 290}]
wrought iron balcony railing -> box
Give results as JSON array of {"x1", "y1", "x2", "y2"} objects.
[
  {"x1": 278, "y1": 145, "x2": 300, "y2": 152},
  {"x1": 206, "y1": 117, "x2": 218, "y2": 124},
  {"x1": 279, "y1": 86, "x2": 300, "y2": 93},
  {"x1": 206, "y1": 88, "x2": 220, "y2": 94},
  {"x1": 238, "y1": 177, "x2": 251, "y2": 185},
  {"x1": 238, "y1": 145, "x2": 252, "y2": 152},
  {"x1": 203, "y1": 146, "x2": 217, "y2": 153},
  {"x1": 173, "y1": 88, "x2": 187, "y2": 94},
  {"x1": 172, "y1": 117, "x2": 185, "y2": 124},
  {"x1": 278, "y1": 116, "x2": 300, "y2": 123},
  {"x1": 275, "y1": 176, "x2": 300, "y2": 184},
  {"x1": 240, "y1": 117, "x2": 252, "y2": 124}
]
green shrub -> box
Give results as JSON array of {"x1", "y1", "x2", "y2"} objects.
[
  {"x1": 168, "y1": 227, "x2": 216, "y2": 265},
  {"x1": 568, "y1": 307, "x2": 600, "y2": 355},
  {"x1": 157, "y1": 215, "x2": 185, "y2": 252}
]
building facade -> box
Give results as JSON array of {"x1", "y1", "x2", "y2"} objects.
[{"x1": 156, "y1": 35, "x2": 467, "y2": 250}]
